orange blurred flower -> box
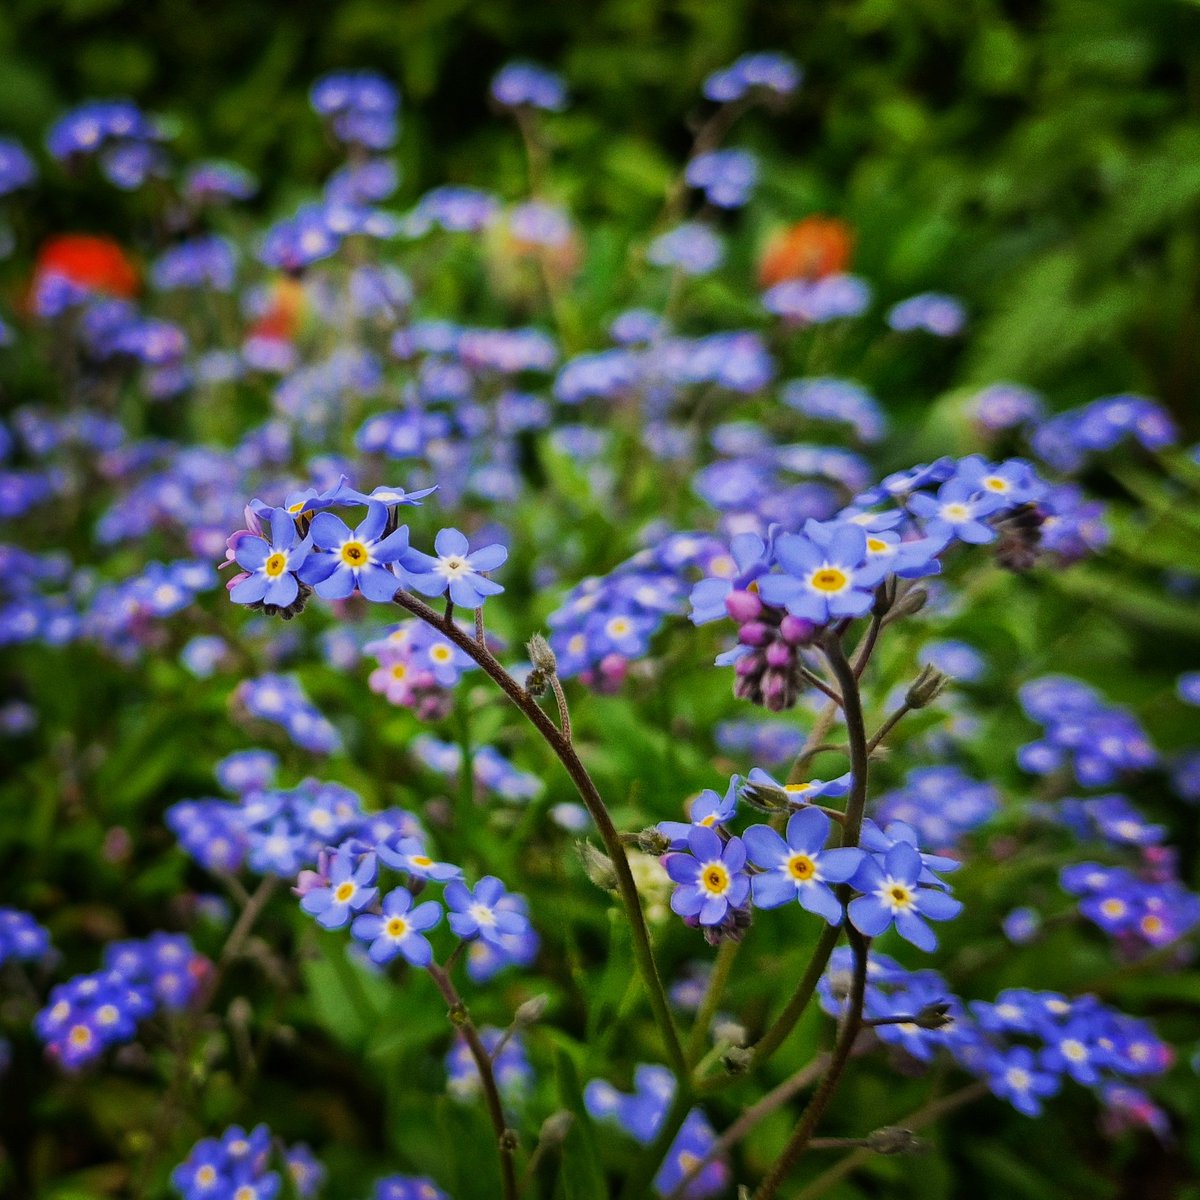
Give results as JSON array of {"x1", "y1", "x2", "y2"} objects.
[
  {"x1": 32, "y1": 234, "x2": 139, "y2": 300},
  {"x1": 758, "y1": 216, "x2": 853, "y2": 289},
  {"x1": 247, "y1": 275, "x2": 307, "y2": 343}
]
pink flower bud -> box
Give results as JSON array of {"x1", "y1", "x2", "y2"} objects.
[{"x1": 725, "y1": 589, "x2": 763, "y2": 623}]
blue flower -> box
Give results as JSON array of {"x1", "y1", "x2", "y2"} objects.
[
  {"x1": 352, "y1": 888, "x2": 441, "y2": 966},
  {"x1": 886, "y1": 292, "x2": 966, "y2": 336},
  {"x1": 907, "y1": 479, "x2": 1003, "y2": 546},
  {"x1": 743, "y1": 809, "x2": 865, "y2": 923},
  {"x1": 230, "y1": 509, "x2": 312, "y2": 609},
  {"x1": 445, "y1": 876, "x2": 530, "y2": 945},
  {"x1": 685, "y1": 150, "x2": 758, "y2": 209},
  {"x1": 658, "y1": 777, "x2": 740, "y2": 849},
  {"x1": 847, "y1": 842, "x2": 962, "y2": 950},
  {"x1": 664, "y1": 827, "x2": 750, "y2": 926},
  {"x1": 491, "y1": 61, "x2": 568, "y2": 111},
  {"x1": 703, "y1": 53, "x2": 801, "y2": 102},
  {"x1": 301, "y1": 501, "x2": 410, "y2": 602},
  {"x1": 377, "y1": 835, "x2": 462, "y2": 881},
  {"x1": 299, "y1": 849, "x2": 378, "y2": 930},
  {"x1": 398, "y1": 528, "x2": 506, "y2": 607},
  {"x1": 757, "y1": 521, "x2": 887, "y2": 623},
  {"x1": 983, "y1": 1046, "x2": 1060, "y2": 1117}
]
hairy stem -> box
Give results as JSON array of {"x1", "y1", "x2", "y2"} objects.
[
  {"x1": 752, "y1": 928, "x2": 870, "y2": 1200},
  {"x1": 392, "y1": 589, "x2": 688, "y2": 1078},
  {"x1": 428, "y1": 963, "x2": 519, "y2": 1200}
]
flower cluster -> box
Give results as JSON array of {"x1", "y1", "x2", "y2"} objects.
[
  {"x1": 1018, "y1": 676, "x2": 1156, "y2": 785},
  {"x1": 172, "y1": 1125, "x2": 325, "y2": 1200},
  {"x1": 657, "y1": 773, "x2": 963, "y2": 949},
  {"x1": 874, "y1": 766, "x2": 999, "y2": 850},
  {"x1": 818, "y1": 951, "x2": 1172, "y2": 1127},
  {"x1": 365, "y1": 622, "x2": 476, "y2": 719},
  {"x1": 35, "y1": 933, "x2": 209, "y2": 1069},
  {"x1": 0, "y1": 907, "x2": 52, "y2": 965},
  {"x1": 234, "y1": 674, "x2": 343, "y2": 754},
  {"x1": 47, "y1": 99, "x2": 167, "y2": 188}
]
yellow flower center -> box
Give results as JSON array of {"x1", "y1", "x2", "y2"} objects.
[
  {"x1": 234, "y1": 1187, "x2": 256, "y2": 1200},
  {"x1": 887, "y1": 883, "x2": 914, "y2": 908},
  {"x1": 1061, "y1": 1040, "x2": 1087, "y2": 1062},
  {"x1": 333, "y1": 882, "x2": 356, "y2": 903},
  {"x1": 411, "y1": 854, "x2": 433, "y2": 867},
  {"x1": 866, "y1": 537, "x2": 889, "y2": 553},
  {"x1": 701, "y1": 863, "x2": 730, "y2": 895},
  {"x1": 264, "y1": 552, "x2": 287, "y2": 577},
  {"x1": 698, "y1": 813, "x2": 718, "y2": 827},
  {"x1": 983, "y1": 475, "x2": 1009, "y2": 492},
  {"x1": 942, "y1": 503, "x2": 969, "y2": 521},
  {"x1": 287, "y1": 501, "x2": 305, "y2": 514},
  {"x1": 390, "y1": 663, "x2": 408, "y2": 680},
  {"x1": 469, "y1": 902, "x2": 496, "y2": 926},
  {"x1": 68, "y1": 1025, "x2": 93, "y2": 1047},
  {"x1": 784, "y1": 783, "x2": 813, "y2": 795},
  {"x1": 1005, "y1": 1067, "x2": 1031, "y2": 1090},
  {"x1": 787, "y1": 853, "x2": 816, "y2": 881},
  {"x1": 1100, "y1": 898, "x2": 1126, "y2": 918},
  {"x1": 96, "y1": 1004, "x2": 119, "y2": 1026},
  {"x1": 340, "y1": 540, "x2": 369, "y2": 567},
  {"x1": 197, "y1": 1166, "x2": 217, "y2": 1187},
  {"x1": 1141, "y1": 914, "x2": 1164, "y2": 936},
  {"x1": 430, "y1": 644, "x2": 453, "y2": 662},
  {"x1": 810, "y1": 567, "x2": 848, "y2": 592},
  {"x1": 385, "y1": 916, "x2": 409, "y2": 938}
]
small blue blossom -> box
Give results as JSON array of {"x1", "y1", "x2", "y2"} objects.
[
  {"x1": 886, "y1": 292, "x2": 966, "y2": 336},
  {"x1": 685, "y1": 150, "x2": 758, "y2": 209},
  {"x1": 848, "y1": 842, "x2": 963, "y2": 950},
  {"x1": 744, "y1": 809, "x2": 864, "y2": 922},
  {"x1": 703, "y1": 53, "x2": 802, "y2": 102},
  {"x1": 445, "y1": 876, "x2": 531, "y2": 945},
  {"x1": 757, "y1": 520, "x2": 887, "y2": 622},
  {"x1": 230, "y1": 508, "x2": 313, "y2": 609},
  {"x1": 664, "y1": 827, "x2": 750, "y2": 926},
  {"x1": 352, "y1": 887, "x2": 441, "y2": 966},
  {"x1": 491, "y1": 61, "x2": 568, "y2": 111},
  {"x1": 398, "y1": 528, "x2": 506, "y2": 608},
  {"x1": 299, "y1": 848, "x2": 378, "y2": 930},
  {"x1": 302, "y1": 501, "x2": 409, "y2": 602},
  {"x1": 658, "y1": 776, "x2": 740, "y2": 848}
]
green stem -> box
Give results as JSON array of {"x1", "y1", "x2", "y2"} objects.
[
  {"x1": 686, "y1": 939, "x2": 740, "y2": 1064},
  {"x1": 428, "y1": 963, "x2": 519, "y2": 1200},
  {"x1": 752, "y1": 928, "x2": 870, "y2": 1200},
  {"x1": 392, "y1": 590, "x2": 688, "y2": 1079}
]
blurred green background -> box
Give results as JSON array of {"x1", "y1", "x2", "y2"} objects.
[{"x1": 3, "y1": 0, "x2": 1200, "y2": 415}]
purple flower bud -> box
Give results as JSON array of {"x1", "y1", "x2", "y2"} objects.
[
  {"x1": 738, "y1": 621, "x2": 772, "y2": 647},
  {"x1": 779, "y1": 615, "x2": 815, "y2": 645},
  {"x1": 725, "y1": 589, "x2": 763, "y2": 623}
]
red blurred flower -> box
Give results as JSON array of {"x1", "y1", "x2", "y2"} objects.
[
  {"x1": 32, "y1": 234, "x2": 139, "y2": 300},
  {"x1": 247, "y1": 275, "x2": 306, "y2": 342},
  {"x1": 758, "y1": 216, "x2": 853, "y2": 288}
]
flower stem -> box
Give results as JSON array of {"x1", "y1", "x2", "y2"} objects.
[
  {"x1": 686, "y1": 939, "x2": 740, "y2": 1065},
  {"x1": 392, "y1": 589, "x2": 688, "y2": 1079},
  {"x1": 427, "y1": 963, "x2": 520, "y2": 1200},
  {"x1": 751, "y1": 927, "x2": 870, "y2": 1200}
]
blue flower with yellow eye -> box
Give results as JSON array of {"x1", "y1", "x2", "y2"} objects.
[
  {"x1": 848, "y1": 842, "x2": 962, "y2": 951},
  {"x1": 299, "y1": 849, "x2": 378, "y2": 930},
  {"x1": 445, "y1": 876, "x2": 530, "y2": 945},
  {"x1": 229, "y1": 508, "x2": 312, "y2": 609},
  {"x1": 352, "y1": 887, "x2": 441, "y2": 967},
  {"x1": 665, "y1": 827, "x2": 749, "y2": 926},
  {"x1": 301, "y1": 501, "x2": 409, "y2": 602},
  {"x1": 398, "y1": 528, "x2": 506, "y2": 608},
  {"x1": 743, "y1": 808, "x2": 864, "y2": 923},
  {"x1": 376, "y1": 835, "x2": 462, "y2": 881},
  {"x1": 658, "y1": 776, "x2": 740, "y2": 849}
]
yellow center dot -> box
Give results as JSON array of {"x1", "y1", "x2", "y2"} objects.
[
  {"x1": 1141, "y1": 915, "x2": 1164, "y2": 935},
  {"x1": 702, "y1": 864, "x2": 730, "y2": 894},
  {"x1": 264, "y1": 552, "x2": 287, "y2": 577},
  {"x1": 430, "y1": 645, "x2": 453, "y2": 662},
  {"x1": 234, "y1": 1187, "x2": 256, "y2": 1200},
  {"x1": 1100, "y1": 898, "x2": 1126, "y2": 918},
  {"x1": 411, "y1": 855, "x2": 433, "y2": 867},
  {"x1": 810, "y1": 567, "x2": 848, "y2": 592},
  {"x1": 983, "y1": 476, "x2": 1009, "y2": 492},
  {"x1": 390, "y1": 664, "x2": 408, "y2": 680},
  {"x1": 676, "y1": 1151, "x2": 702, "y2": 1173},
  {"x1": 333, "y1": 882, "x2": 356, "y2": 903},
  {"x1": 785, "y1": 783, "x2": 813, "y2": 795},
  {"x1": 197, "y1": 1166, "x2": 217, "y2": 1186},
  {"x1": 287, "y1": 501, "x2": 305, "y2": 514},
  {"x1": 385, "y1": 917, "x2": 409, "y2": 938},
  {"x1": 340, "y1": 541, "x2": 368, "y2": 566},
  {"x1": 867, "y1": 537, "x2": 889, "y2": 553},
  {"x1": 943, "y1": 503, "x2": 969, "y2": 521},
  {"x1": 96, "y1": 1004, "x2": 119, "y2": 1026},
  {"x1": 889, "y1": 885, "x2": 912, "y2": 906},
  {"x1": 698, "y1": 813, "x2": 717, "y2": 827},
  {"x1": 787, "y1": 853, "x2": 816, "y2": 881},
  {"x1": 69, "y1": 1025, "x2": 92, "y2": 1047},
  {"x1": 607, "y1": 618, "x2": 630, "y2": 637}
]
